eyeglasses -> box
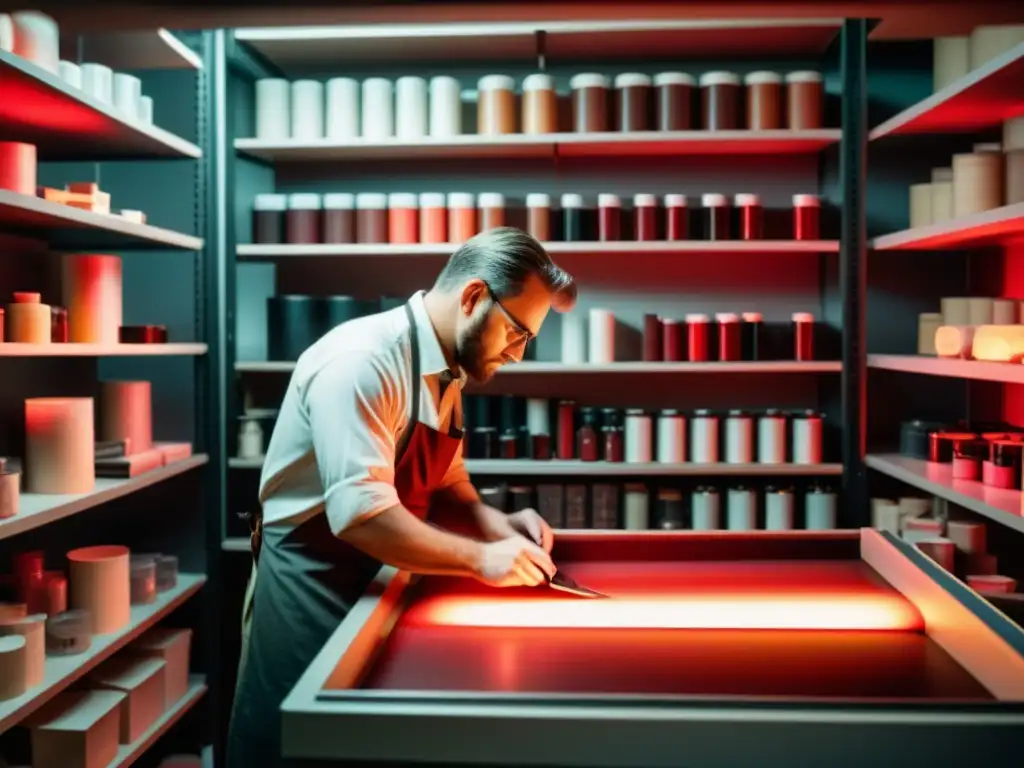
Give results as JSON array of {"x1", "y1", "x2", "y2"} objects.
[{"x1": 484, "y1": 284, "x2": 535, "y2": 344}]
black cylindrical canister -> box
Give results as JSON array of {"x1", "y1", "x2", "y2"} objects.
[{"x1": 267, "y1": 295, "x2": 319, "y2": 361}]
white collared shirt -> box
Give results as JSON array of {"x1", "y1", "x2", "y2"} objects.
[{"x1": 257, "y1": 291, "x2": 478, "y2": 534}]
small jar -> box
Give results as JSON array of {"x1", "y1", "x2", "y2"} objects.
[
  {"x1": 691, "y1": 410, "x2": 719, "y2": 463},
  {"x1": 792, "y1": 312, "x2": 815, "y2": 360},
  {"x1": 387, "y1": 193, "x2": 419, "y2": 244},
  {"x1": 734, "y1": 193, "x2": 764, "y2": 240},
  {"x1": 953, "y1": 147, "x2": 1003, "y2": 217},
  {"x1": 793, "y1": 194, "x2": 821, "y2": 240},
  {"x1": 561, "y1": 193, "x2": 588, "y2": 241},
  {"x1": 792, "y1": 410, "x2": 824, "y2": 465},
  {"x1": 478, "y1": 193, "x2": 506, "y2": 231},
  {"x1": 615, "y1": 73, "x2": 652, "y2": 132},
  {"x1": 786, "y1": 71, "x2": 824, "y2": 129},
  {"x1": 662, "y1": 318, "x2": 683, "y2": 361},
  {"x1": 526, "y1": 193, "x2": 551, "y2": 241},
  {"x1": 625, "y1": 409, "x2": 653, "y2": 463},
  {"x1": 570, "y1": 73, "x2": 610, "y2": 133},
  {"x1": 598, "y1": 194, "x2": 621, "y2": 241},
  {"x1": 702, "y1": 193, "x2": 730, "y2": 240},
  {"x1": 51, "y1": 306, "x2": 68, "y2": 342},
  {"x1": 699, "y1": 71, "x2": 741, "y2": 130},
  {"x1": 361, "y1": 78, "x2": 394, "y2": 140},
  {"x1": 643, "y1": 314, "x2": 663, "y2": 361},
  {"x1": 395, "y1": 76, "x2": 428, "y2": 140},
  {"x1": 253, "y1": 193, "x2": 286, "y2": 244},
  {"x1": 577, "y1": 408, "x2": 600, "y2": 462},
  {"x1": 633, "y1": 194, "x2": 658, "y2": 240},
  {"x1": 740, "y1": 312, "x2": 762, "y2": 361},
  {"x1": 286, "y1": 193, "x2": 322, "y2": 245},
  {"x1": 654, "y1": 72, "x2": 694, "y2": 131},
  {"x1": 758, "y1": 410, "x2": 787, "y2": 464},
  {"x1": 656, "y1": 410, "x2": 686, "y2": 463},
  {"x1": 716, "y1": 312, "x2": 740, "y2": 361},
  {"x1": 448, "y1": 193, "x2": 477, "y2": 243},
  {"x1": 477, "y1": 75, "x2": 517, "y2": 135},
  {"x1": 522, "y1": 74, "x2": 558, "y2": 134},
  {"x1": 744, "y1": 71, "x2": 783, "y2": 130},
  {"x1": 429, "y1": 76, "x2": 462, "y2": 137},
  {"x1": 355, "y1": 193, "x2": 388, "y2": 244},
  {"x1": 323, "y1": 193, "x2": 355, "y2": 244},
  {"x1": 665, "y1": 194, "x2": 688, "y2": 240},
  {"x1": 603, "y1": 426, "x2": 624, "y2": 463},
  {"x1": 725, "y1": 410, "x2": 754, "y2": 464},
  {"x1": 686, "y1": 313, "x2": 710, "y2": 362},
  {"x1": 557, "y1": 400, "x2": 576, "y2": 460},
  {"x1": 419, "y1": 193, "x2": 447, "y2": 243}
]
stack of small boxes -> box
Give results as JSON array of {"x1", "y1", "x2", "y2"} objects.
[{"x1": 39, "y1": 181, "x2": 147, "y2": 224}]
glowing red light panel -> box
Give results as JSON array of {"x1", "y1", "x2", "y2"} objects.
[{"x1": 402, "y1": 561, "x2": 924, "y2": 632}]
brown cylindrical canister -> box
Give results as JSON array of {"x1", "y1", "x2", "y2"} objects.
[
  {"x1": 355, "y1": 193, "x2": 388, "y2": 244},
  {"x1": 253, "y1": 193, "x2": 286, "y2": 244},
  {"x1": 699, "y1": 71, "x2": 741, "y2": 131},
  {"x1": 665, "y1": 194, "x2": 688, "y2": 240},
  {"x1": 526, "y1": 193, "x2": 551, "y2": 241},
  {"x1": 286, "y1": 193, "x2": 323, "y2": 245},
  {"x1": 615, "y1": 73, "x2": 652, "y2": 132},
  {"x1": 793, "y1": 194, "x2": 821, "y2": 240},
  {"x1": 786, "y1": 71, "x2": 824, "y2": 129},
  {"x1": 388, "y1": 193, "x2": 419, "y2": 244},
  {"x1": 654, "y1": 72, "x2": 694, "y2": 131},
  {"x1": 448, "y1": 193, "x2": 477, "y2": 243},
  {"x1": 634, "y1": 194, "x2": 659, "y2": 241},
  {"x1": 744, "y1": 71, "x2": 783, "y2": 130},
  {"x1": 477, "y1": 75, "x2": 517, "y2": 135},
  {"x1": 51, "y1": 307, "x2": 68, "y2": 343},
  {"x1": 598, "y1": 194, "x2": 621, "y2": 241},
  {"x1": 323, "y1": 193, "x2": 355, "y2": 244},
  {"x1": 522, "y1": 74, "x2": 558, "y2": 134},
  {"x1": 952, "y1": 146, "x2": 1004, "y2": 218},
  {"x1": 643, "y1": 313, "x2": 662, "y2": 361},
  {"x1": 570, "y1": 73, "x2": 610, "y2": 133},
  {"x1": 478, "y1": 193, "x2": 506, "y2": 231},
  {"x1": 1006, "y1": 150, "x2": 1024, "y2": 205}
]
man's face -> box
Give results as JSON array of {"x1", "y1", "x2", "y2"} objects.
[{"x1": 455, "y1": 275, "x2": 552, "y2": 383}]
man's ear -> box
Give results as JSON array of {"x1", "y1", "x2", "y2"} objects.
[{"x1": 459, "y1": 279, "x2": 488, "y2": 316}]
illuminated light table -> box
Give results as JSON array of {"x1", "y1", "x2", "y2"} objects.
[{"x1": 281, "y1": 530, "x2": 1024, "y2": 767}]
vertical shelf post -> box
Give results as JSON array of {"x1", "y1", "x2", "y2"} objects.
[
  {"x1": 840, "y1": 19, "x2": 869, "y2": 524},
  {"x1": 197, "y1": 28, "x2": 232, "y2": 765}
]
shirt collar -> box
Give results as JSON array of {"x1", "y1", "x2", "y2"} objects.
[{"x1": 408, "y1": 291, "x2": 467, "y2": 387}]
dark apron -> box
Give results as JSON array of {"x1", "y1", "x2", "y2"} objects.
[{"x1": 226, "y1": 303, "x2": 464, "y2": 768}]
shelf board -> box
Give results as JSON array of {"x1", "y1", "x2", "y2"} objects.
[
  {"x1": 870, "y1": 41, "x2": 1024, "y2": 139},
  {"x1": 0, "y1": 343, "x2": 208, "y2": 357},
  {"x1": 0, "y1": 574, "x2": 206, "y2": 732},
  {"x1": 871, "y1": 203, "x2": 1024, "y2": 251},
  {"x1": 869, "y1": 354, "x2": 1024, "y2": 384},
  {"x1": 110, "y1": 677, "x2": 207, "y2": 768},
  {"x1": 237, "y1": 240, "x2": 839, "y2": 259},
  {"x1": 0, "y1": 455, "x2": 208, "y2": 541},
  {"x1": 866, "y1": 454, "x2": 1024, "y2": 535},
  {"x1": 62, "y1": 29, "x2": 203, "y2": 71},
  {"x1": 235, "y1": 361, "x2": 842, "y2": 374},
  {"x1": 235, "y1": 19, "x2": 842, "y2": 70},
  {"x1": 228, "y1": 457, "x2": 841, "y2": 476},
  {"x1": 0, "y1": 50, "x2": 201, "y2": 160},
  {"x1": 235, "y1": 130, "x2": 840, "y2": 163},
  {"x1": 0, "y1": 190, "x2": 203, "y2": 251}
]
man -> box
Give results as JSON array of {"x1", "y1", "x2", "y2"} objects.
[{"x1": 227, "y1": 227, "x2": 577, "y2": 767}]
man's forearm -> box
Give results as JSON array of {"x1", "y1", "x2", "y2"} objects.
[
  {"x1": 339, "y1": 504, "x2": 484, "y2": 576},
  {"x1": 431, "y1": 486, "x2": 515, "y2": 541}
]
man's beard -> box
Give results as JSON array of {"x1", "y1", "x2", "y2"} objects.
[{"x1": 454, "y1": 310, "x2": 491, "y2": 383}]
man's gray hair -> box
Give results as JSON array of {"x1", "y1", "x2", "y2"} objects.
[{"x1": 434, "y1": 227, "x2": 577, "y2": 312}]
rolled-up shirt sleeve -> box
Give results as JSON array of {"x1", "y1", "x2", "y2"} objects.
[{"x1": 303, "y1": 352, "x2": 402, "y2": 536}]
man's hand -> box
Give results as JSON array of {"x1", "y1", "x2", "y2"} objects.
[
  {"x1": 507, "y1": 508, "x2": 554, "y2": 553},
  {"x1": 474, "y1": 535, "x2": 555, "y2": 587}
]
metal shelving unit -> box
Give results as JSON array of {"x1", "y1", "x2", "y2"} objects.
[{"x1": 0, "y1": 28, "x2": 217, "y2": 766}]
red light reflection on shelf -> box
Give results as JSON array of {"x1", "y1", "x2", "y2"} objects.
[{"x1": 411, "y1": 593, "x2": 923, "y2": 632}]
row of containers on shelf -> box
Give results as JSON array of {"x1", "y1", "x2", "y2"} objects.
[
  {"x1": 901, "y1": 419, "x2": 1024, "y2": 492},
  {"x1": 238, "y1": 397, "x2": 827, "y2": 466},
  {"x1": 263, "y1": 294, "x2": 825, "y2": 364},
  {"x1": 907, "y1": 125, "x2": 1024, "y2": 229},
  {"x1": 932, "y1": 25, "x2": 1024, "y2": 91},
  {"x1": 0, "y1": 11, "x2": 157, "y2": 124},
  {"x1": 0, "y1": 145, "x2": 154, "y2": 225},
  {"x1": 0, "y1": 548, "x2": 194, "y2": 767},
  {"x1": 473, "y1": 481, "x2": 839, "y2": 532},
  {"x1": 0, "y1": 380, "x2": 193, "y2": 519},
  {"x1": 871, "y1": 495, "x2": 1017, "y2": 597},
  {"x1": 1, "y1": 254, "x2": 170, "y2": 345},
  {"x1": 253, "y1": 69, "x2": 826, "y2": 142},
  {"x1": 917, "y1": 296, "x2": 1024, "y2": 362},
  {"x1": 252, "y1": 190, "x2": 824, "y2": 246}
]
